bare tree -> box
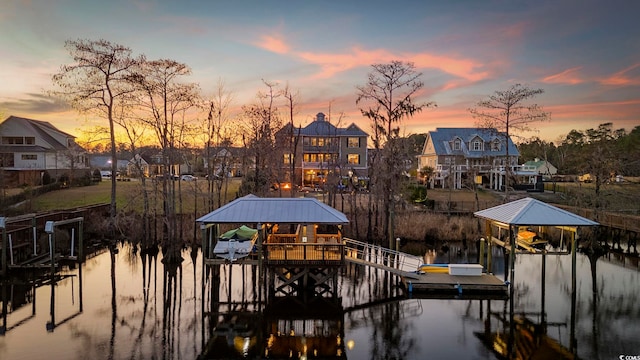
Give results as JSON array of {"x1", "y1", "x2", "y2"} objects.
[
  {"x1": 131, "y1": 59, "x2": 200, "y2": 262},
  {"x1": 281, "y1": 84, "x2": 300, "y2": 197},
  {"x1": 469, "y1": 83, "x2": 549, "y2": 202},
  {"x1": 51, "y1": 39, "x2": 143, "y2": 237},
  {"x1": 112, "y1": 102, "x2": 153, "y2": 245},
  {"x1": 356, "y1": 60, "x2": 435, "y2": 247},
  {"x1": 239, "y1": 80, "x2": 282, "y2": 196},
  {"x1": 204, "y1": 79, "x2": 236, "y2": 209}
]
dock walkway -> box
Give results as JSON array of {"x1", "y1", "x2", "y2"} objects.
[
  {"x1": 343, "y1": 238, "x2": 508, "y2": 295},
  {"x1": 402, "y1": 273, "x2": 508, "y2": 295}
]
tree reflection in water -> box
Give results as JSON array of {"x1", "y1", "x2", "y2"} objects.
[{"x1": 1, "y1": 241, "x2": 639, "y2": 359}]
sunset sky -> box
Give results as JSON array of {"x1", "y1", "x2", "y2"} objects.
[{"x1": 1, "y1": 0, "x2": 639, "y2": 143}]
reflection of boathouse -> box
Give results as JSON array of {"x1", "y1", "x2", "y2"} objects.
[{"x1": 264, "y1": 297, "x2": 345, "y2": 359}]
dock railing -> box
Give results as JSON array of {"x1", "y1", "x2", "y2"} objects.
[
  {"x1": 263, "y1": 242, "x2": 344, "y2": 263},
  {"x1": 343, "y1": 238, "x2": 423, "y2": 273}
]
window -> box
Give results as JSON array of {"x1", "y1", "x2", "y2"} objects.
[
  {"x1": 472, "y1": 140, "x2": 482, "y2": 151},
  {"x1": 25, "y1": 137, "x2": 35, "y2": 145},
  {"x1": 2, "y1": 136, "x2": 24, "y2": 145},
  {"x1": 21, "y1": 154, "x2": 37, "y2": 160},
  {"x1": 347, "y1": 154, "x2": 360, "y2": 165},
  {"x1": 491, "y1": 140, "x2": 500, "y2": 151},
  {"x1": 283, "y1": 153, "x2": 292, "y2": 164},
  {"x1": 347, "y1": 137, "x2": 360, "y2": 148},
  {"x1": 453, "y1": 140, "x2": 461, "y2": 150}
]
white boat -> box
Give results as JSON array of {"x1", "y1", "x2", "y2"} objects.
[{"x1": 213, "y1": 225, "x2": 258, "y2": 261}]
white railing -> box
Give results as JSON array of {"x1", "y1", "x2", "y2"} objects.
[{"x1": 342, "y1": 238, "x2": 423, "y2": 273}]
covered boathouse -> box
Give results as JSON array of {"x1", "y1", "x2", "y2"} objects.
[
  {"x1": 474, "y1": 197, "x2": 599, "y2": 358},
  {"x1": 196, "y1": 195, "x2": 349, "y2": 299}
]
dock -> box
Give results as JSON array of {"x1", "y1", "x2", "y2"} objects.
[{"x1": 401, "y1": 273, "x2": 508, "y2": 295}]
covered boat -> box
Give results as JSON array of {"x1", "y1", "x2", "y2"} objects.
[{"x1": 213, "y1": 225, "x2": 259, "y2": 261}]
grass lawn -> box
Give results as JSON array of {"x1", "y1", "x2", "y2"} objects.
[
  {"x1": 13, "y1": 176, "x2": 640, "y2": 215},
  {"x1": 539, "y1": 180, "x2": 640, "y2": 213},
  {"x1": 27, "y1": 178, "x2": 243, "y2": 214}
]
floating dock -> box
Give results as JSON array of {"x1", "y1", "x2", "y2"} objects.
[{"x1": 402, "y1": 273, "x2": 508, "y2": 296}]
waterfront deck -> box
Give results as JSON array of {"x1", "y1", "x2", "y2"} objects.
[{"x1": 401, "y1": 273, "x2": 508, "y2": 295}]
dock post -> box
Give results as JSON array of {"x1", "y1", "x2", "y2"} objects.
[
  {"x1": 1, "y1": 217, "x2": 6, "y2": 276},
  {"x1": 79, "y1": 221, "x2": 84, "y2": 263},
  {"x1": 32, "y1": 217, "x2": 37, "y2": 256},
  {"x1": 257, "y1": 223, "x2": 263, "y2": 305},
  {"x1": 507, "y1": 225, "x2": 517, "y2": 359},
  {"x1": 200, "y1": 224, "x2": 207, "y2": 261},
  {"x1": 570, "y1": 229, "x2": 578, "y2": 355},
  {"x1": 45, "y1": 221, "x2": 55, "y2": 275},
  {"x1": 485, "y1": 220, "x2": 493, "y2": 274},
  {"x1": 8, "y1": 235, "x2": 13, "y2": 265},
  {"x1": 479, "y1": 238, "x2": 485, "y2": 270},
  {"x1": 395, "y1": 237, "x2": 400, "y2": 269},
  {"x1": 70, "y1": 228, "x2": 75, "y2": 258}
]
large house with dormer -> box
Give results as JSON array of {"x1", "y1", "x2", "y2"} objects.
[
  {"x1": 0, "y1": 115, "x2": 89, "y2": 186},
  {"x1": 417, "y1": 127, "x2": 527, "y2": 190},
  {"x1": 276, "y1": 112, "x2": 368, "y2": 188}
]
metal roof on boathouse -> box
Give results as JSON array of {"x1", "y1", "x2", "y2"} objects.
[
  {"x1": 474, "y1": 197, "x2": 599, "y2": 227},
  {"x1": 196, "y1": 195, "x2": 349, "y2": 224}
]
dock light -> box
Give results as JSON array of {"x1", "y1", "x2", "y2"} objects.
[
  {"x1": 347, "y1": 340, "x2": 355, "y2": 350},
  {"x1": 45, "y1": 221, "x2": 55, "y2": 234}
]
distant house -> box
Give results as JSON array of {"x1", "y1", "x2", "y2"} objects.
[
  {"x1": 522, "y1": 158, "x2": 557, "y2": 178},
  {"x1": 275, "y1": 112, "x2": 368, "y2": 188},
  {"x1": 127, "y1": 154, "x2": 151, "y2": 178},
  {"x1": 0, "y1": 115, "x2": 89, "y2": 186},
  {"x1": 204, "y1": 147, "x2": 246, "y2": 178},
  {"x1": 417, "y1": 127, "x2": 529, "y2": 190},
  {"x1": 90, "y1": 155, "x2": 129, "y2": 176}
]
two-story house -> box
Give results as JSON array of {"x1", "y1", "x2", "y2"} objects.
[
  {"x1": 0, "y1": 115, "x2": 89, "y2": 186},
  {"x1": 276, "y1": 112, "x2": 368, "y2": 188},
  {"x1": 417, "y1": 128, "x2": 523, "y2": 190}
]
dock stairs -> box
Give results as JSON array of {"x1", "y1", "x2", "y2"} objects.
[{"x1": 343, "y1": 238, "x2": 423, "y2": 279}]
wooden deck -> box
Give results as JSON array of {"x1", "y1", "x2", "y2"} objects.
[
  {"x1": 402, "y1": 273, "x2": 508, "y2": 295},
  {"x1": 202, "y1": 243, "x2": 344, "y2": 266}
]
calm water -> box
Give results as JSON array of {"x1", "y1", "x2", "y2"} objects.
[{"x1": 1, "y1": 242, "x2": 639, "y2": 359}]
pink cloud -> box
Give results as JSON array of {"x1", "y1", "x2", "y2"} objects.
[
  {"x1": 600, "y1": 63, "x2": 640, "y2": 86},
  {"x1": 542, "y1": 67, "x2": 584, "y2": 84},
  {"x1": 296, "y1": 46, "x2": 490, "y2": 82},
  {"x1": 296, "y1": 47, "x2": 391, "y2": 79},
  {"x1": 256, "y1": 34, "x2": 290, "y2": 54}
]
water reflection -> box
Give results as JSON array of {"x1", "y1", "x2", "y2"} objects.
[{"x1": 0, "y1": 242, "x2": 639, "y2": 359}]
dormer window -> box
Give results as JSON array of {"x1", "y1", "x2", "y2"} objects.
[
  {"x1": 491, "y1": 140, "x2": 501, "y2": 151},
  {"x1": 472, "y1": 140, "x2": 483, "y2": 151},
  {"x1": 453, "y1": 139, "x2": 461, "y2": 151}
]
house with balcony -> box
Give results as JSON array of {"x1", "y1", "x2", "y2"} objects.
[
  {"x1": 0, "y1": 115, "x2": 89, "y2": 186},
  {"x1": 276, "y1": 112, "x2": 368, "y2": 189},
  {"x1": 417, "y1": 127, "x2": 530, "y2": 190}
]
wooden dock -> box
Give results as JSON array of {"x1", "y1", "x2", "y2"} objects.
[{"x1": 401, "y1": 273, "x2": 508, "y2": 295}]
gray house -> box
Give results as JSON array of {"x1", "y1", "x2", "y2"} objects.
[{"x1": 417, "y1": 127, "x2": 529, "y2": 190}]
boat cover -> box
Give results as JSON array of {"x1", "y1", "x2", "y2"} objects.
[{"x1": 220, "y1": 225, "x2": 258, "y2": 241}]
